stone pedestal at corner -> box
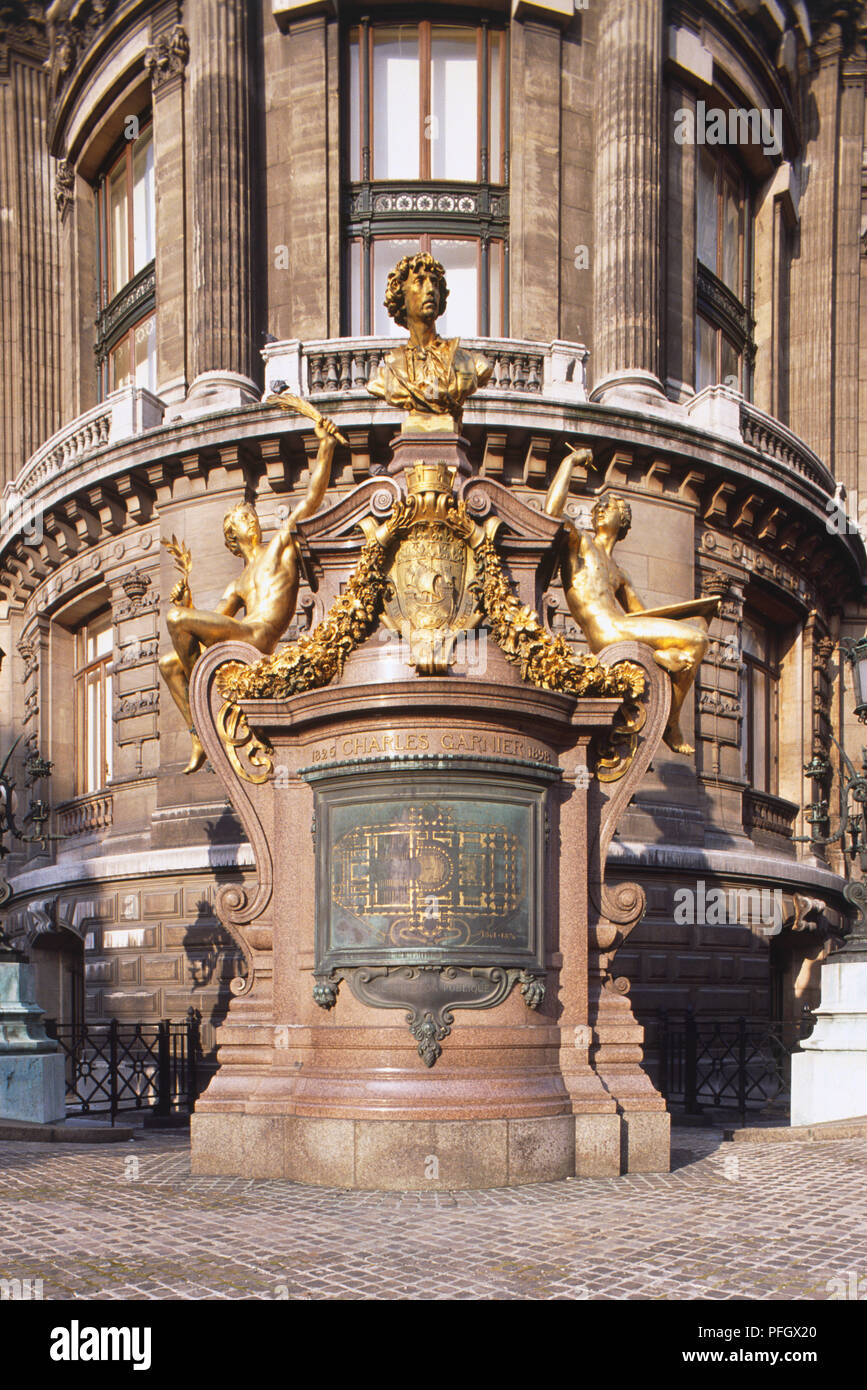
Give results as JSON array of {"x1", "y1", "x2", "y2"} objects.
[
  {"x1": 0, "y1": 953, "x2": 65, "y2": 1125},
  {"x1": 186, "y1": 439, "x2": 672, "y2": 1188},
  {"x1": 791, "y1": 953, "x2": 867, "y2": 1126}
]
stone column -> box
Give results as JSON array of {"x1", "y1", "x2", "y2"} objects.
[
  {"x1": 833, "y1": 54, "x2": 865, "y2": 496},
  {"x1": 0, "y1": 18, "x2": 62, "y2": 488},
  {"x1": 183, "y1": 0, "x2": 258, "y2": 413},
  {"x1": 146, "y1": 21, "x2": 191, "y2": 409},
  {"x1": 591, "y1": 0, "x2": 665, "y2": 405},
  {"x1": 789, "y1": 29, "x2": 841, "y2": 463}
]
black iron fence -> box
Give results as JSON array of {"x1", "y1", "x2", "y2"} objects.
[
  {"x1": 44, "y1": 1013, "x2": 203, "y2": 1125},
  {"x1": 642, "y1": 1011, "x2": 815, "y2": 1122}
]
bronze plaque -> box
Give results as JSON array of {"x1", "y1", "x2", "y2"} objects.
[{"x1": 305, "y1": 761, "x2": 553, "y2": 971}]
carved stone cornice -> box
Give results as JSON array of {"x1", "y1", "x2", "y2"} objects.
[
  {"x1": 0, "y1": 399, "x2": 863, "y2": 613},
  {"x1": 46, "y1": 0, "x2": 114, "y2": 120},
  {"x1": 144, "y1": 22, "x2": 188, "y2": 94},
  {"x1": 809, "y1": 1, "x2": 867, "y2": 59}
]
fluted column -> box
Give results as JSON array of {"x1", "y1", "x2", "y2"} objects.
[
  {"x1": 833, "y1": 55, "x2": 865, "y2": 496},
  {"x1": 789, "y1": 30, "x2": 841, "y2": 465},
  {"x1": 185, "y1": 0, "x2": 258, "y2": 411},
  {"x1": 0, "y1": 23, "x2": 61, "y2": 487},
  {"x1": 591, "y1": 0, "x2": 664, "y2": 403}
]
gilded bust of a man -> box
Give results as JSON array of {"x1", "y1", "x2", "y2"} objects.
[{"x1": 367, "y1": 252, "x2": 492, "y2": 434}]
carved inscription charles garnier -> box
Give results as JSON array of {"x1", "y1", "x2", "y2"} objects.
[{"x1": 307, "y1": 728, "x2": 554, "y2": 765}]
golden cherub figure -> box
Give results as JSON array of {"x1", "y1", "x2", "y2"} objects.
[
  {"x1": 159, "y1": 411, "x2": 340, "y2": 773},
  {"x1": 545, "y1": 448, "x2": 718, "y2": 755},
  {"x1": 366, "y1": 252, "x2": 492, "y2": 434}
]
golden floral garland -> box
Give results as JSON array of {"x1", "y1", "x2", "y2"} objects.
[
  {"x1": 216, "y1": 533, "x2": 391, "y2": 702},
  {"x1": 216, "y1": 513, "x2": 643, "y2": 705},
  {"x1": 472, "y1": 537, "x2": 644, "y2": 700}
]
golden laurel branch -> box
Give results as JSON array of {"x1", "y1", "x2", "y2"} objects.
[{"x1": 162, "y1": 534, "x2": 193, "y2": 581}]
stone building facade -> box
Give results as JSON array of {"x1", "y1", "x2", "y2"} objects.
[{"x1": 0, "y1": 0, "x2": 866, "y2": 1068}]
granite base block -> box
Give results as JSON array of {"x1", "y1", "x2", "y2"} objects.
[
  {"x1": 192, "y1": 1110, "x2": 626, "y2": 1188},
  {"x1": 574, "y1": 1112, "x2": 622, "y2": 1177},
  {"x1": 620, "y1": 1110, "x2": 671, "y2": 1174},
  {"x1": 0, "y1": 1052, "x2": 66, "y2": 1124}
]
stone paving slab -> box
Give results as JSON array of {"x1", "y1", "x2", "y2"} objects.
[{"x1": 0, "y1": 1126, "x2": 865, "y2": 1300}]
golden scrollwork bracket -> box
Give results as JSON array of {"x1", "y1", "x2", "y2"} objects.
[
  {"x1": 216, "y1": 701, "x2": 274, "y2": 785},
  {"x1": 591, "y1": 684, "x2": 649, "y2": 783}
]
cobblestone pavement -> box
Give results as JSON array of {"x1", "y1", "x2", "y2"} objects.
[{"x1": 0, "y1": 1126, "x2": 865, "y2": 1300}]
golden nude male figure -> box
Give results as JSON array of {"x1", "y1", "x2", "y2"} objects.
[
  {"x1": 159, "y1": 416, "x2": 339, "y2": 773},
  {"x1": 545, "y1": 448, "x2": 716, "y2": 755}
]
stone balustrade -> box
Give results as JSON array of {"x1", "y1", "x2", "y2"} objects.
[
  {"x1": 739, "y1": 400, "x2": 835, "y2": 495},
  {"x1": 5, "y1": 387, "x2": 165, "y2": 508},
  {"x1": 56, "y1": 792, "x2": 114, "y2": 838},
  {"x1": 260, "y1": 336, "x2": 590, "y2": 404}
]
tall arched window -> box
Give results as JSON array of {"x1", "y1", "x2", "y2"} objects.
[
  {"x1": 741, "y1": 612, "x2": 779, "y2": 797},
  {"x1": 345, "y1": 20, "x2": 509, "y2": 337},
  {"x1": 74, "y1": 612, "x2": 114, "y2": 796},
  {"x1": 696, "y1": 150, "x2": 754, "y2": 396},
  {"x1": 95, "y1": 118, "x2": 156, "y2": 397}
]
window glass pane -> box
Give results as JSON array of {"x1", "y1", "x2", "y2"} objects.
[
  {"x1": 134, "y1": 314, "x2": 156, "y2": 391},
  {"x1": 696, "y1": 151, "x2": 717, "y2": 273},
  {"x1": 431, "y1": 239, "x2": 478, "y2": 337},
  {"x1": 110, "y1": 335, "x2": 132, "y2": 391},
  {"x1": 489, "y1": 32, "x2": 503, "y2": 183},
  {"x1": 752, "y1": 667, "x2": 768, "y2": 792},
  {"x1": 373, "y1": 238, "x2": 420, "y2": 336},
  {"x1": 105, "y1": 671, "x2": 113, "y2": 783},
  {"x1": 741, "y1": 619, "x2": 764, "y2": 662},
  {"x1": 348, "y1": 240, "x2": 362, "y2": 336},
  {"x1": 372, "y1": 28, "x2": 419, "y2": 179},
  {"x1": 132, "y1": 129, "x2": 155, "y2": 275},
  {"x1": 430, "y1": 28, "x2": 477, "y2": 182},
  {"x1": 349, "y1": 31, "x2": 361, "y2": 182},
  {"x1": 489, "y1": 239, "x2": 503, "y2": 337},
  {"x1": 76, "y1": 618, "x2": 112, "y2": 794},
  {"x1": 696, "y1": 315, "x2": 716, "y2": 391},
  {"x1": 721, "y1": 177, "x2": 741, "y2": 293},
  {"x1": 86, "y1": 670, "x2": 98, "y2": 794},
  {"x1": 109, "y1": 161, "x2": 129, "y2": 297},
  {"x1": 720, "y1": 335, "x2": 739, "y2": 390}
]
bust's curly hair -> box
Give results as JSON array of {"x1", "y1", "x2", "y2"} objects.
[
  {"x1": 591, "y1": 494, "x2": 632, "y2": 540},
  {"x1": 384, "y1": 252, "x2": 449, "y2": 329}
]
